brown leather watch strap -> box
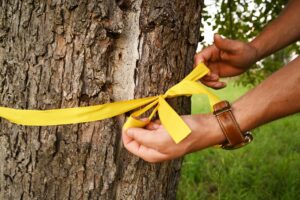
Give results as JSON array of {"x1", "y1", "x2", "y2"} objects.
[{"x1": 213, "y1": 101, "x2": 253, "y2": 149}]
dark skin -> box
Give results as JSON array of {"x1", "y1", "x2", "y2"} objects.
[{"x1": 122, "y1": 0, "x2": 300, "y2": 163}]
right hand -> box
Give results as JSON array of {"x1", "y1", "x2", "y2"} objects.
[
  {"x1": 194, "y1": 34, "x2": 259, "y2": 89},
  {"x1": 122, "y1": 114, "x2": 226, "y2": 163}
]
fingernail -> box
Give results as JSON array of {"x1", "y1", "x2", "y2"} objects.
[
  {"x1": 152, "y1": 123, "x2": 160, "y2": 129},
  {"x1": 126, "y1": 129, "x2": 133, "y2": 137},
  {"x1": 214, "y1": 34, "x2": 224, "y2": 40},
  {"x1": 216, "y1": 82, "x2": 226, "y2": 88}
]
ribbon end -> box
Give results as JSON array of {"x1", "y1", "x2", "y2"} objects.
[
  {"x1": 172, "y1": 129, "x2": 191, "y2": 144},
  {"x1": 158, "y1": 96, "x2": 193, "y2": 144}
]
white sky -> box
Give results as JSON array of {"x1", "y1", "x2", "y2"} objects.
[
  {"x1": 203, "y1": 0, "x2": 219, "y2": 43},
  {"x1": 197, "y1": 0, "x2": 218, "y2": 51},
  {"x1": 199, "y1": 0, "x2": 258, "y2": 51}
]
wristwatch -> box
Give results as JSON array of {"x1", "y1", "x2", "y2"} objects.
[{"x1": 213, "y1": 101, "x2": 253, "y2": 150}]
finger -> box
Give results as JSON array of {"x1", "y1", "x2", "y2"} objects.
[
  {"x1": 122, "y1": 129, "x2": 133, "y2": 144},
  {"x1": 126, "y1": 128, "x2": 158, "y2": 149},
  {"x1": 209, "y1": 62, "x2": 243, "y2": 77},
  {"x1": 122, "y1": 133, "x2": 167, "y2": 163},
  {"x1": 201, "y1": 73, "x2": 219, "y2": 82},
  {"x1": 194, "y1": 45, "x2": 218, "y2": 66},
  {"x1": 200, "y1": 80, "x2": 226, "y2": 89},
  {"x1": 214, "y1": 34, "x2": 240, "y2": 53},
  {"x1": 146, "y1": 121, "x2": 161, "y2": 130},
  {"x1": 219, "y1": 51, "x2": 232, "y2": 61}
]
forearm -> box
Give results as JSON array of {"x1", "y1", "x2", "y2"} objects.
[
  {"x1": 233, "y1": 56, "x2": 300, "y2": 132},
  {"x1": 250, "y1": 0, "x2": 300, "y2": 60}
]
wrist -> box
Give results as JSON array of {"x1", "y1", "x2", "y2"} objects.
[
  {"x1": 249, "y1": 37, "x2": 267, "y2": 62},
  {"x1": 231, "y1": 100, "x2": 255, "y2": 133},
  {"x1": 207, "y1": 114, "x2": 227, "y2": 146},
  {"x1": 187, "y1": 114, "x2": 226, "y2": 153}
]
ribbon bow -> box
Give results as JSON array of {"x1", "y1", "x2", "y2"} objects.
[{"x1": 0, "y1": 63, "x2": 220, "y2": 143}]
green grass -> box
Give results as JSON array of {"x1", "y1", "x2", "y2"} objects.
[{"x1": 177, "y1": 82, "x2": 300, "y2": 200}]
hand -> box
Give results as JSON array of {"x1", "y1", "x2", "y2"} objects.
[
  {"x1": 122, "y1": 114, "x2": 226, "y2": 163},
  {"x1": 194, "y1": 34, "x2": 258, "y2": 89}
]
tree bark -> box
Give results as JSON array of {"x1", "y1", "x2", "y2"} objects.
[{"x1": 0, "y1": 0, "x2": 203, "y2": 199}]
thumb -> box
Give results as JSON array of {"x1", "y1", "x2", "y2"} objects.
[
  {"x1": 214, "y1": 34, "x2": 239, "y2": 52},
  {"x1": 126, "y1": 128, "x2": 158, "y2": 148}
]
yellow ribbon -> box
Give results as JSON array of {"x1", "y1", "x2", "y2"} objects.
[{"x1": 0, "y1": 63, "x2": 221, "y2": 143}]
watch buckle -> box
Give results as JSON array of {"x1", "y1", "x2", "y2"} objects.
[{"x1": 221, "y1": 131, "x2": 253, "y2": 150}]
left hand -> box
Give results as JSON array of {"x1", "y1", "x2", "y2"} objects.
[{"x1": 122, "y1": 114, "x2": 226, "y2": 163}]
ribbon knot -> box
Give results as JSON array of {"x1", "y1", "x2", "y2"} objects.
[
  {"x1": 0, "y1": 63, "x2": 221, "y2": 144},
  {"x1": 123, "y1": 63, "x2": 221, "y2": 143},
  {"x1": 160, "y1": 94, "x2": 168, "y2": 99}
]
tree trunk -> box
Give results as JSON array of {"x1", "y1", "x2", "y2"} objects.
[{"x1": 0, "y1": 0, "x2": 203, "y2": 199}]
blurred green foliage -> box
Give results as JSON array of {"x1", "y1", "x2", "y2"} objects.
[{"x1": 201, "y1": 0, "x2": 300, "y2": 87}]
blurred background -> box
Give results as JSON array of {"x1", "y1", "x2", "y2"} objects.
[{"x1": 177, "y1": 0, "x2": 300, "y2": 199}]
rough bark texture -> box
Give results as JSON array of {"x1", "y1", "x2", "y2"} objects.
[{"x1": 0, "y1": 0, "x2": 203, "y2": 199}]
